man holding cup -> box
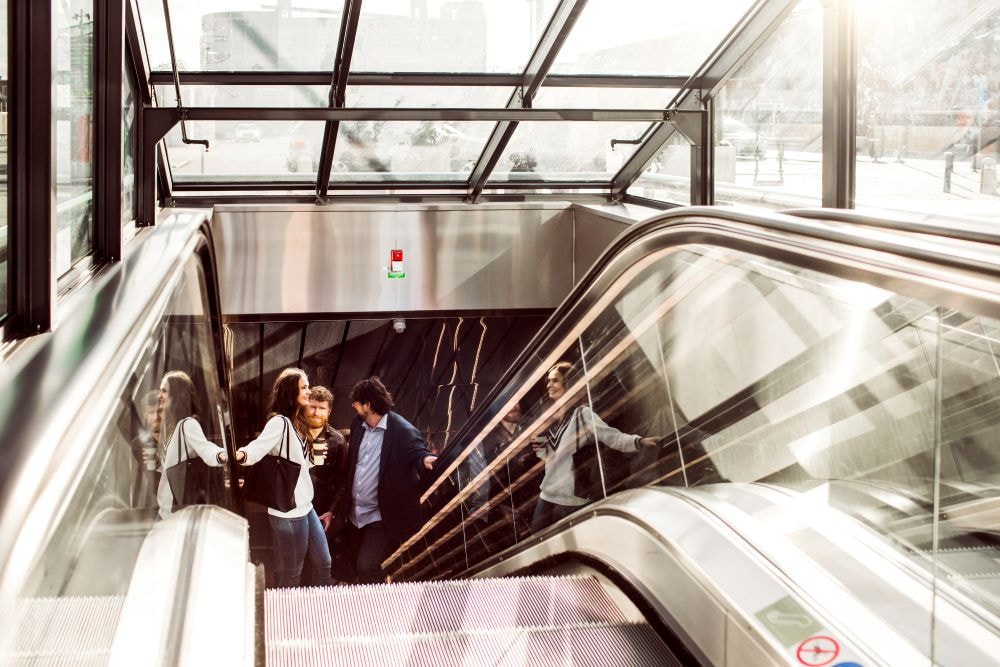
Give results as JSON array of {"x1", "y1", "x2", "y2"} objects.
[{"x1": 304, "y1": 386, "x2": 350, "y2": 580}]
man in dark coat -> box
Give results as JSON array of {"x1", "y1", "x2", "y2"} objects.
[{"x1": 339, "y1": 376, "x2": 437, "y2": 584}]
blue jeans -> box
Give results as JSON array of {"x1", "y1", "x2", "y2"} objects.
[{"x1": 268, "y1": 508, "x2": 332, "y2": 588}]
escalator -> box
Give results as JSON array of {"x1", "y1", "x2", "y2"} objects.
[{"x1": 3, "y1": 204, "x2": 1000, "y2": 665}]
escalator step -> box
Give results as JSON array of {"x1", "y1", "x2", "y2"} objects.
[
  {"x1": 265, "y1": 575, "x2": 627, "y2": 640},
  {"x1": 267, "y1": 621, "x2": 673, "y2": 667},
  {"x1": 0, "y1": 595, "x2": 125, "y2": 665}
]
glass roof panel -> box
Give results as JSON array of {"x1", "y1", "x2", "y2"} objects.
[
  {"x1": 550, "y1": 0, "x2": 755, "y2": 75},
  {"x1": 345, "y1": 85, "x2": 510, "y2": 108},
  {"x1": 138, "y1": 1, "x2": 344, "y2": 71},
  {"x1": 168, "y1": 120, "x2": 325, "y2": 182},
  {"x1": 155, "y1": 85, "x2": 327, "y2": 107},
  {"x1": 487, "y1": 121, "x2": 650, "y2": 182},
  {"x1": 328, "y1": 121, "x2": 495, "y2": 181},
  {"x1": 531, "y1": 86, "x2": 676, "y2": 109},
  {"x1": 351, "y1": 0, "x2": 559, "y2": 73}
]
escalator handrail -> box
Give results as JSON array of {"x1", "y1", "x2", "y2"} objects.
[
  {"x1": 398, "y1": 206, "x2": 1000, "y2": 570},
  {"x1": 0, "y1": 209, "x2": 214, "y2": 611},
  {"x1": 783, "y1": 206, "x2": 1000, "y2": 246}
]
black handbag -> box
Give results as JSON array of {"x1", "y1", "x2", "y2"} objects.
[
  {"x1": 165, "y1": 418, "x2": 223, "y2": 509},
  {"x1": 571, "y1": 408, "x2": 629, "y2": 501},
  {"x1": 242, "y1": 417, "x2": 300, "y2": 512}
]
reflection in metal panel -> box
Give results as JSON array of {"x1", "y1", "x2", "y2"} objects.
[{"x1": 211, "y1": 204, "x2": 579, "y2": 316}]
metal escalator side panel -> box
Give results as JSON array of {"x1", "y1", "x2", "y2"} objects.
[
  {"x1": 475, "y1": 487, "x2": 894, "y2": 667},
  {"x1": 108, "y1": 506, "x2": 253, "y2": 667},
  {"x1": 673, "y1": 483, "x2": 1000, "y2": 667}
]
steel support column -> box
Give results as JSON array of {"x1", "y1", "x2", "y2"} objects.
[
  {"x1": 612, "y1": 0, "x2": 798, "y2": 199},
  {"x1": 690, "y1": 100, "x2": 713, "y2": 205},
  {"x1": 94, "y1": 0, "x2": 126, "y2": 262},
  {"x1": 466, "y1": 0, "x2": 589, "y2": 203},
  {"x1": 822, "y1": 0, "x2": 856, "y2": 208},
  {"x1": 7, "y1": 1, "x2": 54, "y2": 336},
  {"x1": 316, "y1": 0, "x2": 363, "y2": 203}
]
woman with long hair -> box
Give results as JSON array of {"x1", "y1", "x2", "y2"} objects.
[
  {"x1": 156, "y1": 370, "x2": 226, "y2": 518},
  {"x1": 235, "y1": 368, "x2": 332, "y2": 587}
]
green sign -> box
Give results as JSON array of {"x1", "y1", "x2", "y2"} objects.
[
  {"x1": 387, "y1": 271, "x2": 407, "y2": 279},
  {"x1": 754, "y1": 596, "x2": 823, "y2": 647}
]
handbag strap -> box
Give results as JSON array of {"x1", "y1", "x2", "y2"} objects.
[
  {"x1": 280, "y1": 416, "x2": 308, "y2": 460},
  {"x1": 175, "y1": 417, "x2": 192, "y2": 465},
  {"x1": 280, "y1": 416, "x2": 290, "y2": 459}
]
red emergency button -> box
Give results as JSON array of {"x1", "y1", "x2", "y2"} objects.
[{"x1": 391, "y1": 249, "x2": 403, "y2": 262}]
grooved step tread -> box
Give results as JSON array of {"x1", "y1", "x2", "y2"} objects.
[
  {"x1": 265, "y1": 576, "x2": 677, "y2": 666},
  {"x1": 268, "y1": 621, "x2": 671, "y2": 667},
  {"x1": 0, "y1": 595, "x2": 125, "y2": 665},
  {"x1": 265, "y1": 575, "x2": 627, "y2": 640}
]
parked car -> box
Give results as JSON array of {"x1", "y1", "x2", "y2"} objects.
[{"x1": 234, "y1": 123, "x2": 261, "y2": 143}]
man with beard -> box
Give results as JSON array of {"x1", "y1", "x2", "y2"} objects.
[{"x1": 304, "y1": 386, "x2": 350, "y2": 581}]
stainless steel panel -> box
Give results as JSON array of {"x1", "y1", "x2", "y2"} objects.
[
  {"x1": 212, "y1": 203, "x2": 578, "y2": 315},
  {"x1": 571, "y1": 202, "x2": 662, "y2": 282}
]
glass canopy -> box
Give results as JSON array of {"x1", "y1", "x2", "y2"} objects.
[{"x1": 134, "y1": 0, "x2": 1000, "y2": 222}]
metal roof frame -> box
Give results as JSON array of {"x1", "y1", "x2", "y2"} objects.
[
  {"x1": 315, "y1": 0, "x2": 364, "y2": 203},
  {"x1": 464, "y1": 0, "x2": 589, "y2": 203},
  {"x1": 611, "y1": 0, "x2": 800, "y2": 201},
  {"x1": 132, "y1": 0, "x2": 807, "y2": 205},
  {"x1": 146, "y1": 71, "x2": 692, "y2": 88}
]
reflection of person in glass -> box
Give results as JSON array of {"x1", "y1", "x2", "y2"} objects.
[
  {"x1": 531, "y1": 362, "x2": 659, "y2": 532},
  {"x1": 156, "y1": 371, "x2": 226, "y2": 519},
  {"x1": 467, "y1": 401, "x2": 534, "y2": 530},
  {"x1": 235, "y1": 368, "x2": 332, "y2": 588},
  {"x1": 129, "y1": 389, "x2": 161, "y2": 505}
]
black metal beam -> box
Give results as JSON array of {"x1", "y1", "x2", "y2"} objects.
[
  {"x1": 170, "y1": 192, "x2": 610, "y2": 207},
  {"x1": 157, "y1": 143, "x2": 174, "y2": 208},
  {"x1": 316, "y1": 0, "x2": 363, "y2": 203},
  {"x1": 6, "y1": 1, "x2": 54, "y2": 337},
  {"x1": 125, "y1": 0, "x2": 152, "y2": 104},
  {"x1": 177, "y1": 106, "x2": 668, "y2": 122},
  {"x1": 146, "y1": 71, "x2": 694, "y2": 89},
  {"x1": 139, "y1": 108, "x2": 182, "y2": 225},
  {"x1": 94, "y1": 0, "x2": 126, "y2": 262},
  {"x1": 612, "y1": 0, "x2": 799, "y2": 199},
  {"x1": 169, "y1": 179, "x2": 607, "y2": 193},
  {"x1": 466, "y1": 0, "x2": 589, "y2": 203}
]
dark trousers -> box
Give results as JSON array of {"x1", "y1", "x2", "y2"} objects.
[
  {"x1": 346, "y1": 521, "x2": 392, "y2": 584},
  {"x1": 530, "y1": 498, "x2": 578, "y2": 533}
]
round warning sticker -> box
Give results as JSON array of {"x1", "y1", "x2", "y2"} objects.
[{"x1": 796, "y1": 635, "x2": 840, "y2": 666}]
